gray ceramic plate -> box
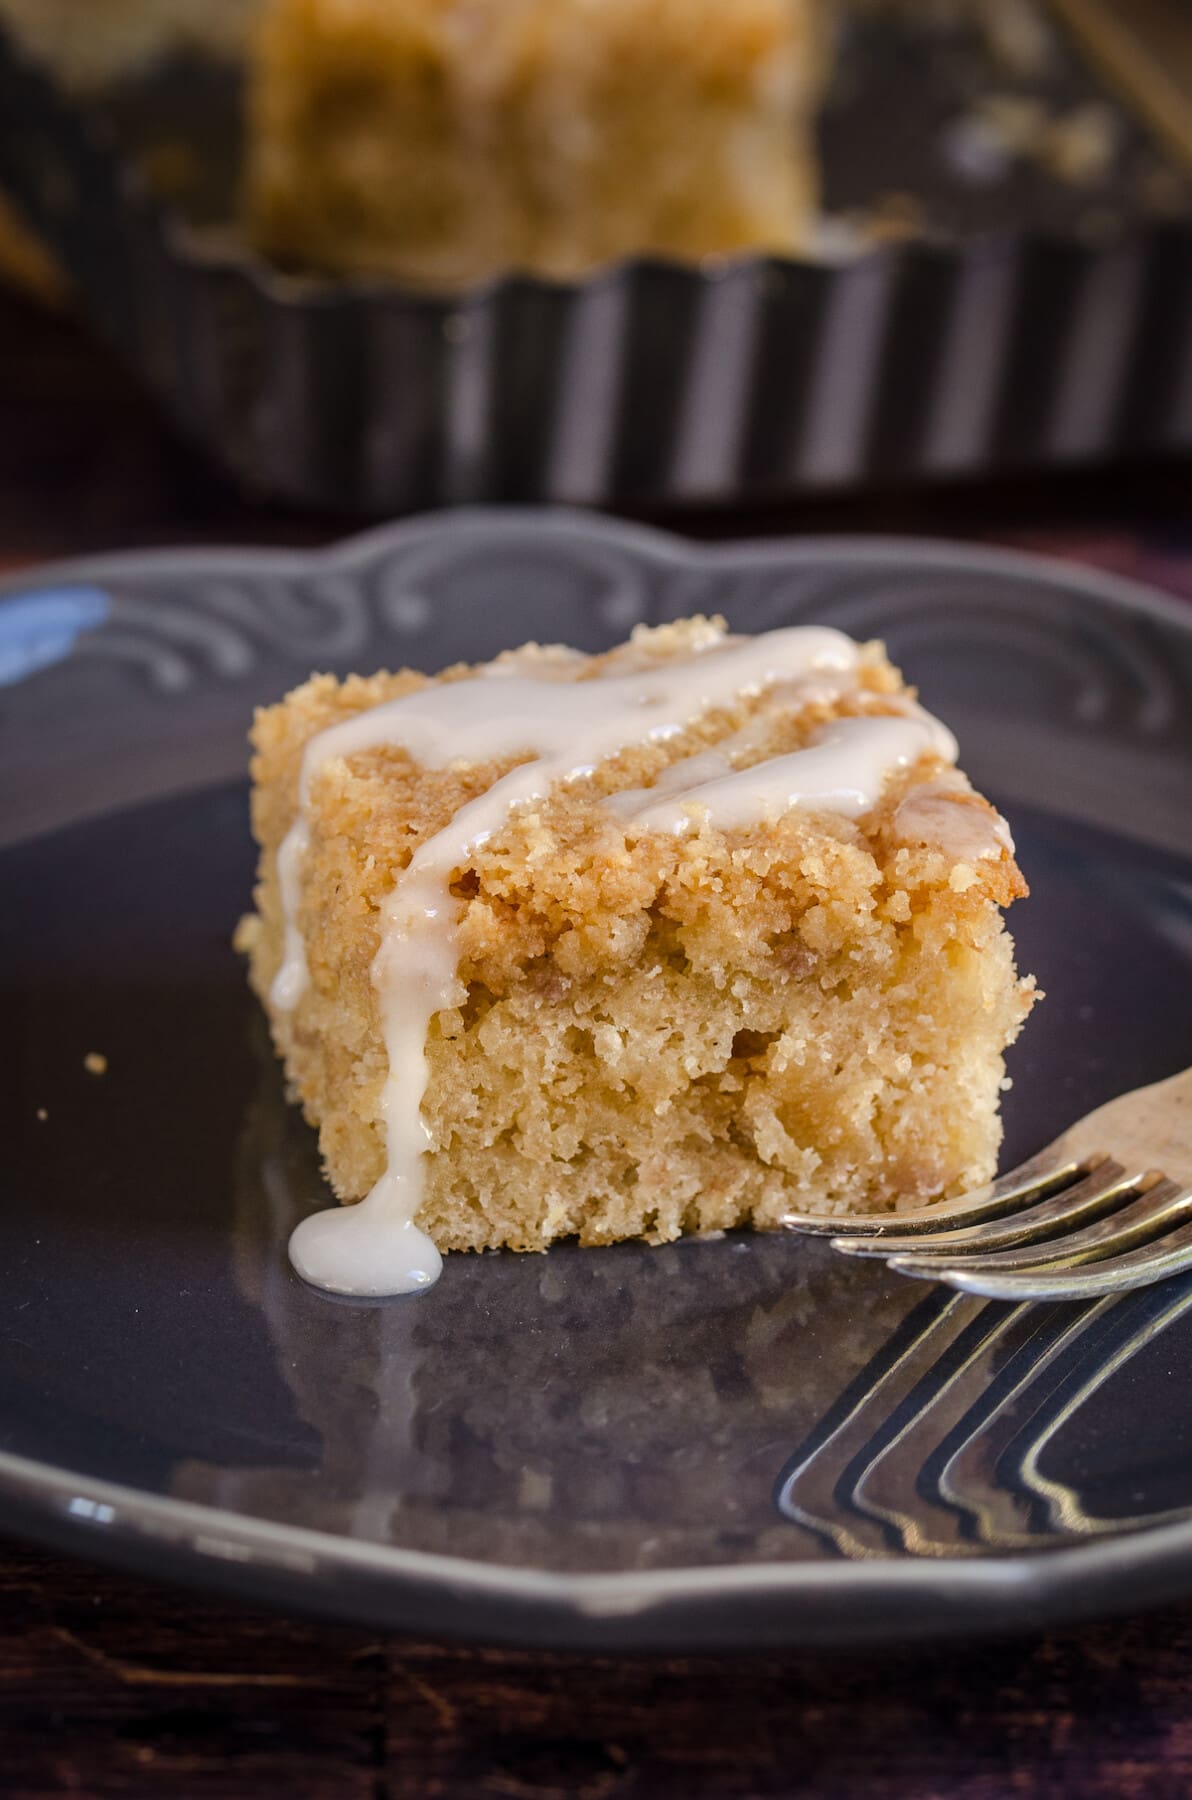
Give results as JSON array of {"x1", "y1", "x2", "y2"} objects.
[{"x1": 4, "y1": 510, "x2": 1192, "y2": 1652}]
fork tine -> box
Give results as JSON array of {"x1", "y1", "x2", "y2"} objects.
[
  {"x1": 781, "y1": 1144, "x2": 1092, "y2": 1239},
  {"x1": 832, "y1": 1161, "x2": 1138, "y2": 1260},
  {"x1": 889, "y1": 1178, "x2": 1191, "y2": 1275},
  {"x1": 891, "y1": 1199, "x2": 1192, "y2": 1301},
  {"x1": 775, "y1": 1290, "x2": 997, "y2": 1556}
]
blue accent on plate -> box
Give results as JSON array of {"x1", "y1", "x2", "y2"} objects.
[{"x1": 0, "y1": 586, "x2": 110, "y2": 687}]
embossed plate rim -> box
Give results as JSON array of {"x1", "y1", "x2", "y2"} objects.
[
  {"x1": 4, "y1": 505, "x2": 1192, "y2": 636},
  {"x1": 11, "y1": 1442, "x2": 1192, "y2": 1651},
  {"x1": 4, "y1": 508, "x2": 1192, "y2": 1650}
]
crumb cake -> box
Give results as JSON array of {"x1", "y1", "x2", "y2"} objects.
[
  {"x1": 246, "y1": 0, "x2": 825, "y2": 286},
  {"x1": 239, "y1": 616, "x2": 1036, "y2": 1296}
]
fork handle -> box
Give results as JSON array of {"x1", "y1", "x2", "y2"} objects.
[{"x1": 1064, "y1": 1063, "x2": 1192, "y2": 1171}]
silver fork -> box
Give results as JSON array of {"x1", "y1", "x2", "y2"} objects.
[{"x1": 782, "y1": 1065, "x2": 1192, "y2": 1301}]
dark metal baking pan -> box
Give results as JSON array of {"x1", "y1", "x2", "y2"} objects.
[{"x1": 0, "y1": 7, "x2": 1189, "y2": 514}]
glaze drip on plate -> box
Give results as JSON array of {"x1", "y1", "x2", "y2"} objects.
[{"x1": 275, "y1": 622, "x2": 960, "y2": 1297}]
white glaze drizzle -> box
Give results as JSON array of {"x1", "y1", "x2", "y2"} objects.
[
  {"x1": 623, "y1": 715, "x2": 958, "y2": 836},
  {"x1": 893, "y1": 773, "x2": 1015, "y2": 861},
  {"x1": 275, "y1": 624, "x2": 965, "y2": 1297}
]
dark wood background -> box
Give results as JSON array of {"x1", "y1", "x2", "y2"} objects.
[{"x1": 4, "y1": 288, "x2": 1192, "y2": 1799}]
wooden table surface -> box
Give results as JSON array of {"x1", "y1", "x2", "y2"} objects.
[{"x1": 4, "y1": 289, "x2": 1192, "y2": 1799}]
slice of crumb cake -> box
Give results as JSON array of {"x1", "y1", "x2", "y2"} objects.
[{"x1": 238, "y1": 616, "x2": 1036, "y2": 1295}]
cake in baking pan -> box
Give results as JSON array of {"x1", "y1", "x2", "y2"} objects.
[{"x1": 245, "y1": 0, "x2": 826, "y2": 286}]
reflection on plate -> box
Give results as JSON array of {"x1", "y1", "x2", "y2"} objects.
[{"x1": 2, "y1": 511, "x2": 1192, "y2": 1650}]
